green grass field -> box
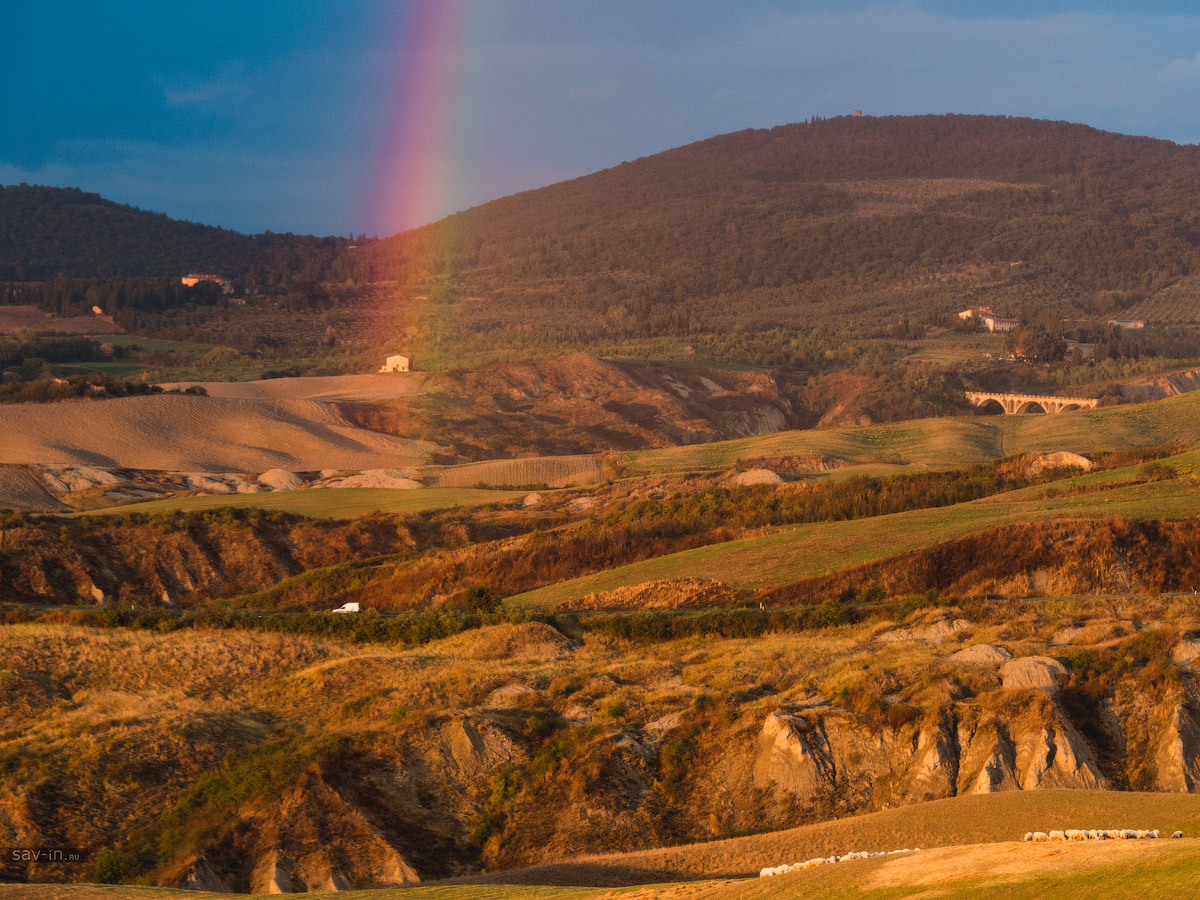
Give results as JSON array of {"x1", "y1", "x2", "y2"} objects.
[
  {"x1": 513, "y1": 450, "x2": 1200, "y2": 608},
  {"x1": 78, "y1": 487, "x2": 529, "y2": 519},
  {"x1": 620, "y1": 391, "x2": 1200, "y2": 477}
]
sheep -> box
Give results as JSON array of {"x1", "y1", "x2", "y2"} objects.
[
  {"x1": 1105, "y1": 830, "x2": 1122, "y2": 840},
  {"x1": 1065, "y1": 829, "x2": 1087, "y2": 841},
  {"x1": 1048, "y1": 830, "x2": 1067, "y2": 842},
  {"x1": 1150, "y1": 830, "x2": 1161, "y2": 839},
  {"x1": 1135, "y1": 830, "x2": 1149, "y2": 840},
  {"x1": 1023, "y1": 832, "x2": 1033, "y2": 842},
  {"x1": 1087, "y1": 830, "x2": 1101, "y2": 840},
  {"x1": 1173, "y1": 830, "x2": 1184, "y2": 839},
  {"x1": 1123, "y1": 830, "x2": 1138, "y2": 840},
  {"x1": 1031, "y1": 832, "x2": 1050, "y2": 842}
]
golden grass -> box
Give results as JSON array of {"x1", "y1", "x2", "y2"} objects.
[{"x1": 9, "y1": 598, "x2": 1200, "y2": 898}]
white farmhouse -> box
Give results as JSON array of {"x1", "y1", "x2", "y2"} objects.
[{"x1": 379, "y1": 354, "x2": 411, "y2": 373}]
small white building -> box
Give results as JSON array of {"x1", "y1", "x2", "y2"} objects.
[
  {"x1": 331, "y1": 602, "x2": 360, "y2": 614},
  {"x1": 1107, "y1": 319, "x2": 1145, "y2": 330},
  {"x1": 984, "y1": 314, "x2": 1020, "y2": 333},
  {"x1": 380, "y1": 354, "x2": 411, "y2": 373}
]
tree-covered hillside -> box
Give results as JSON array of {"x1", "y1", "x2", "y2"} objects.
[
  {"x1": 0, "y1": 185, "x2": 349, "y2": 282},
  {"x1": 347, "y1": 114, "x2": 1200, "y2": 340}
]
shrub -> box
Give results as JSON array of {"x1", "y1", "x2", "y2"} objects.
[
  {"x1": 464, "y1": 584, "x2": 502, "y2": 614},
  {"x1": 93, "y1": 847, "x2": 154, "y2": 884}
]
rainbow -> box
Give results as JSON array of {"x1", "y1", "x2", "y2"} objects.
[{"x1": 372, "y1": 0, "x2": 492, "y2": 236}]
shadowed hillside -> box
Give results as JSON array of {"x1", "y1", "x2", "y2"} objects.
[{"x1": 349, "y1": 115, "x2": 1200, "y2": 351}]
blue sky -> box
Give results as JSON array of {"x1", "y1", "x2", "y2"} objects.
[{"x1": 5, "y1": 1, "x2": 1200, "y2": 236}]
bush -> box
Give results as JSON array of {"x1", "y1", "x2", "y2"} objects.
[
  {"x1": 464, "y1": 584, "x2": 502, "y2": 614},
  {"x1": 93, "y1": 847, "x2": 154, "y2": 884}
]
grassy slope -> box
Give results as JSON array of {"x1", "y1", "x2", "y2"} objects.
[
  {"x1": 621, "y1": 392, "x2": 1200, "y2": 477},
  {"x1": 513, "y1": 450, "x2": 1200, "y2": 608},
  {"x1": 77, "y1": 487, "x2": 528, "y2": 519}
]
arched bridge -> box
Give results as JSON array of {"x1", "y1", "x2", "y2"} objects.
[{"x1": 965, "y1": 391, "x2": 1100, "y2": 415}]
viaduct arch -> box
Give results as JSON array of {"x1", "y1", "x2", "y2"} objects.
[{"x1": 965, "y1": 391, "x2": 1099, "y2": 415}]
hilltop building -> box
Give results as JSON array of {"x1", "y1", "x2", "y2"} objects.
[{"x1": 380, "y1": 354, "x2": 411, "y2": 373}]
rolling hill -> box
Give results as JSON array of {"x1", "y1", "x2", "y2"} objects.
[
  {"x1": 351, "y1": 114, "x2": 1200, "y2": 350},
  {"x1": 0, "y1": 184, "x2": 347, "y2": 281},
  {"x1": 10, "y1": 115, "x2": 1200, "y2": 350}
]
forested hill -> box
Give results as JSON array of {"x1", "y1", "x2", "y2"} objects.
[
  {"x1": 0, "y1": 184, "x2": 348, "y2": 281},
  {"x1": 347, "y1": 114, "x2": 1200, "y2": 335}
]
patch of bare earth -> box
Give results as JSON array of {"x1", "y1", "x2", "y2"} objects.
[{"x1": 0, "y1": 393, "x2": 434, "y2": 471}]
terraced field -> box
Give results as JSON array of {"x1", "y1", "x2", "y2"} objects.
[{"x1": 513, "y1": 450, "x2": 1200, "y2": 608}]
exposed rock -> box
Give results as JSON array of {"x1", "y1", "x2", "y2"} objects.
[
  {"x1": 251, "y1": 850, "x2": 294, "y2": 894},
  {"x1": 258, "y1": 469, "x2": 304, "y2": 491},
  {"x1": 1173, "y1": 635, "x2": 1200, "y2": 667},
  {"x1": 643, "y1": 711, "x2": 684, "y2": 743},
  {"x1": 729, "y1": 468, "x2": 783, "y2": 486},
  {"x1": 1000, "y1": 657, "x2": 1066, "y2": 694},
  {"x1": 1157, "y1": 703, "x2": 1200, "y2": 792},
  {"x1": 1016, "y1": 722, "x2": 1105, "y2": 790},
  {"x1": 1124, "y1": 368, "x2": 1200, "y2": 400},
  {"x1": 879, "y1": 618, "x2": 972, "y2": 644},
  {"x1": 182, "y1": 472, "x2": 258, "y2": 494},
  {"x1": 958, "y1": 720, "x2": 1019, "y2": 793},
  {"x1": 429, "y1": 716, "x2": 520, "y2": 783},
  {"x1": 317, "y1": 468, "x2": 420, "y2": 490},
  {"x1": 180, "y1": 857, "x2": 231, "y2": 893},
  {"x1": 949, "y1": 644, "x2": 1013, "y2": 665},
  {"x1": 1025, "y1": 451, "x2": 1093, "y2": 476},
  {"x1": 312, "y1": 870, "x2": 351, "y2": 892},
  {"x1": 522, "y1": 491, "x2": 544, "y2": 507},
  {"x1": 904, "y1": 717, "x2": 960, "y2": 801},
  {"x1": 753, "y1": 711, "x2": 837, "y2": 798},
  {"x1": 35, "y1": 465, "x2": 123, "y2": 492},
  {"x1": 486, "y1": 683, "x2": 540, "y2": 707}
]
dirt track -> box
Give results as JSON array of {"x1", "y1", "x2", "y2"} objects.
[{"x1": 0, "y1": 394, "x2": 433, "y2": 472}]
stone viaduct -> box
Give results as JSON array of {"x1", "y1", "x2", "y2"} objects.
[{"x1": 965, "y1": 391, "x2": 1100, "y2": 415}]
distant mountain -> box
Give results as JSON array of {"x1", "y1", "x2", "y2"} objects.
[
  {"x1": 352, "y1": 114, "x2": 1200, "y2": 338},
  {"x1": 0, "y1": 184, "x2": 347, "y2": 281}
]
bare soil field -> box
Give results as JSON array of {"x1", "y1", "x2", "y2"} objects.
[
  {"x1": 0, "y1": 467, "x2": 68, "y2": 512},
  {"x1": 0, "y1": 394, "x2": 433, "y2": 472},
  {"x1": 0, "y1": 304, "x2": 123, "y2": 335},
  {"x1": 156, "y1": 373, "x2": 427, "y2": 403}
]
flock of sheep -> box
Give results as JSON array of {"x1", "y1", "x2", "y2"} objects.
[
  {"x1": 759, "y1": 847, "x2": 920, "y2": 877},
  {"x1": 759, "y1": 828, "x2": 1186, "y2": 878},
  {"x1": 1023, "y1": 829, "x2": 1182, "y2": 841}
]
